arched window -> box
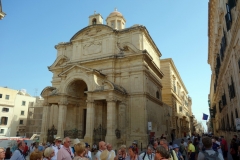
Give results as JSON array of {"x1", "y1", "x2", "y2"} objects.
[
  {"x1": 92, "y1": 18, "x2": 96, "y2": 25},
  {"x1": 156, "y1": 91, "x2": 159, "y2": 99}
]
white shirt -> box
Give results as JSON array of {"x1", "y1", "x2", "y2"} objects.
[
  {"x1": 51, "y1": 144, "x2": 63, "y2": 160},
  {"x1": 107, "y1": 150, "x2": 116, "y2": 160},
  {"x1": 88, "y1": 150, "x2": 92, "y2": 160},
  {"x1": 197, "y1": 150, "x2": 224, "y2": 160},
  {"x1": 95, "y1": 150, "x2": 102, "y2": 160},
  {"x1": 139, "y1": 152, "x2": 155, "y2": 160}
]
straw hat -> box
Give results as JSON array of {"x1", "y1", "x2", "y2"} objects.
[
  {"x1": 72, "y1": 138, "x2": 80, "y2": 146},
  {"x1": 100, "y1": 150, "x2": 109, "y2": 160}
]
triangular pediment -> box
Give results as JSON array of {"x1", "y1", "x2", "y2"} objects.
[
  {"x1": 48, "y1": 55, "x2": 70, "y2": 70},
  {"x1": 58, "y1": 65, "x2": 93, "y2": 77},
  {"x1": 70, "y1": 24, "x2": 114, "y2": 41}
]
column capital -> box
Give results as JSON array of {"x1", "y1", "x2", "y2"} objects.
[
  {"x1": 58, "y1": 100, "x2": 68, "y2": 105},
  {"x1": 43, "y1": 102, "x2": 50, "y2": 106},
  {"x1": 106, "y1": 97, "x2": 118, "y2": 102},
  {"x1": 86, "y1": 99, "x2": 94, "y2": 103}
]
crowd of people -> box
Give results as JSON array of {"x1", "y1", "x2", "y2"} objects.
[{"x1": 0, "y1": 133, "x2": 239, "y2": 160}]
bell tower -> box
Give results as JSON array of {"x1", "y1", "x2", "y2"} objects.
[{"x1": 88, "y1": 11, "x2": 103, "y2": 26}]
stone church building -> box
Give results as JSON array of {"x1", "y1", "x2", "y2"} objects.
[{"x1": 40, "y1": 10, "x2": 172, "y2": 148}]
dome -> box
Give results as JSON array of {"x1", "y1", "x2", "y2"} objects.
[{"x1": 107, "y1": 9, "x2": 123, "y2": 18}]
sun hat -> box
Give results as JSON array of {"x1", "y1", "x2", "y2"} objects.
[
  {"x1": 72, "y1": 138, "x2": 80, "y2": 146},
  {"x1": 100, "y1": 149, "x2": 109, "y2": 160},
  {"x1": 172, "y1": 144, "x2": 179, "y2": 149}
]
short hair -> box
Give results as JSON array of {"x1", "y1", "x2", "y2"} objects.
[
  {"x1": 30, "y1": 151, "x2": 43, "y2": 160},
  {"x1": 202, "y1": 137, "x2": 212, "y2": 149},
  {"x1": 120, "y1": 145, "x2": 126, "y2": 149},
  {"x1": 62, "y1": 137, "x2": 70, "y2": 144},
  {"x1": 147, "y1": 145, "x2": 153, "y2": 150},
  {"x1": 74, "y1": 142, "x2": 86, "y2": 155},
  {"x1": 153, "y1": 141, "x2": 158, "y2": 145},
  {"x1": 44, "y1": 147, "x2": 54, "y2": 158},
  {"x1": 160, "y1": 139, "x2": 168, "y2": 145},
  {"x1": 156, "y1": 146, "x2": 170, "y2": 159}
]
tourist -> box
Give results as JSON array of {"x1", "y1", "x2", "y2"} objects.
[
  {"x1": 43, "y1": 147, "x2": 55, "y2": 160},
  {"x1": 0, "y1": 147, "x2": 5, "y2": 160},
  {"x1": 172, "y1": 144, "x2": 183, "y2": 160},
  {"x1": 92, "y1": 143, "x2": 98, "y2": 152},
  {"x1": 220, "y1": 136, "x2": 228, "y2": 160},
  {"x1": 197, "y1": 136, "x2": 223, "y2": 160},
  {"x1": 95, "y1": 141, "x2": 107, "y2": 160},
  {"x1": 187, "y1": 140, "x2": 195, "y2": 160},
  {"x1": 152, "y1": 141, "x2": 158, "y2": 154},
  {"x1": 23, "y1": 142, "x2": 29, "y2": 157},
  {"x1": 155, "y1": 146, "x2": 170, "y2": 160},
  {"x1": 107, "y1": 143, "x2": 116, "y2": 160},
  {"x1": 125, "y1": 146, "x2": 139, "y2": 160},
  {"x1": 52, "y1": 137, "x2": 63, "y2": 160},
  {"x1": 57, "y1": 137, "x2": 74, "y2": 160},
  {"x1": 5, "y1": 147, "x2": 12, "y2": 160},
  {"x1": 100, "y1": 150, "x2": 110, "y2": 160},
  {"x1": 139, "y1": 145, "x2": 155, "y2": 160},
  {"x1": 115, "y1": 145, "x2": 128, "y2": 160},
  {"x1": 73, "y1": 142, "x2": 89, "y2": 160},
  {"x1": 72, "y1": 138, "x2": 81, "y2": 156},
  {"x1": 10, "y1": 141, "x2": 26, "y2": 160},
  {"x1": 179, "y1": 140, "x2": 187, "y2": 160},
  {"x1": 85, "y1": 143, "x2": 92, "y2": 160},
  {"x1": 29, "y1": 151, "x2": 43, "y2": 160},
  {"x1": 29, "y1": 142, "x2": 36, "y2": 155},
  {"x1": 159, "y1": 139, "x2": 177, "y2": 160},
  {"x1": 193, "y1": 138, "x2": 199, "y2": 159},
  {"x1": 132, "y1": 142, "x2": 138, "y2": 154},
  {"x1": 230, "y1": 138, "x2": 238, "y2": 160}
]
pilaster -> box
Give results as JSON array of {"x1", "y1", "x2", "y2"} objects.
[
  {"x1": 84, "y1": 99, "x2": 95, "y2": 145},
  {"x1": 40, "y1": 102, "x2": 50, "y2": 142}
]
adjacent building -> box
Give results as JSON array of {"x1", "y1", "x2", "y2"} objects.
[
  {"x1": 160, "y1": 58, "x2": 194, "y2": 138},
  {"x1": 0, "y1": 0, "x2": 6, "y2": 20},
  {"x1": 208, "y1": 0, "x2": 240, "y2": 142},
  {"x1": 0, "y1": 87, "x2": 36, "y2": 137},
  {"x1": 39, "y1": 9, "x2": 173, "y2": 148}
]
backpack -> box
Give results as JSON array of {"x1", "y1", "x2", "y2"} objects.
[{"x1": 202, "y1": 151, "x2": 220, "y2": 160}]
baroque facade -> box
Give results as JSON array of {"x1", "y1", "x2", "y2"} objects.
[
  {"x1": 208, "y1": 0, "x2": 240, "y2": 143},
  {"x1": 40, "y1": 10, "x2": 172, "y2": 148},
  {"x1": 0, "y1": 87, "x2": 36, "y2": 137},
  {"x1": 160, "y1": 59, "x2": 194, "y2": 138}
]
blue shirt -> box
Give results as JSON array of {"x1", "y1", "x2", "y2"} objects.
[{"x1": 10, "y1": 149, "x2": 25, "y2": 160}]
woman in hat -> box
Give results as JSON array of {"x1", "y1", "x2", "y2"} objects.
[
  {"x1": 73, "y1": 142, "x2": 89, "y2": 160},
  {"x1": 115, "y1": 145, "x2": 128, "y2": 160},
  {"x1": 125, "y1": 146, "x2": 139, "y2": 160},
  {"x1": 172, "y1": 144, "x2": 183, "y2": 160}
]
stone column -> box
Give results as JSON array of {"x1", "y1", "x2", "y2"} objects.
[
  {"x1": 84, "y1": 99, "x2": 95, "y2": 145},
  {"x1": 105, "y1": 98, "x2": 117, "y2": 146},
  {"x1": 40, "y1": 103, "x2": 50, "y2": 142},
  {"x1": 57, "y1": 101, "x2": 68, "y2": 138}
]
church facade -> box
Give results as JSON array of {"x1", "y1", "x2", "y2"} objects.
[{"x1": 40, "y1": 10, "x2": 172, "y2": 148}]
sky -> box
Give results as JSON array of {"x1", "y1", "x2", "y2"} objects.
[{"x1": 0, "y1": 0, "x2": 210, "y2": 129}]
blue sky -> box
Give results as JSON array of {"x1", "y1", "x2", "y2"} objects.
[{"x1": 0, "y1": 0, "x2": 210, "y2": 128}]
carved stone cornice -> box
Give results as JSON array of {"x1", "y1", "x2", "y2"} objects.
[
  {"x1": 43, "y1": 102, "x2": 50, "y2": 106},
  {"x1": 86, "y1": 99, "x2": 94, "y2": 103},
  {"x1": 106, "y1": 97, "x2": 118, "y2": 102},
  {"x1": 58, "y1": 97, "x2": 68, "y2": 105}
]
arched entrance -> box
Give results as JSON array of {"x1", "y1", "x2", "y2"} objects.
[{"x1": 64, "y1": 79, "x2": 88, "y2": 139}]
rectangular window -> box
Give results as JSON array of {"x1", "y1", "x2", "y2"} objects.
[
  {"x1": 0, "y1": 94, "x2": 2, "y2": 98},
  {"x1": 19, "y1": 120, "x2": 23, "y2": 125},
  {"x1": 22, "y1": 101, "x2": 26, "y2": 106},
  {"x1": 21, "y1": 111, "x2": 24, "y2": 115},
  {"x1": 179, "y1": 106, "x2": 182, "y2": 112},
  {"x1": 5, "y1": 95, "x2": 9, "y2": 100},
  {"x1": 0, "y1": 129, "x2": 4, "y2": 134},
  {"x1": 0, "y1": 117, "x2": 8, "y2": 125},
  {"x1": 111, "y1": 21, "x2": 114, "y2": 28},
  {"x1": 2, "y1": 108, "x2": 9, "y2": 112}
]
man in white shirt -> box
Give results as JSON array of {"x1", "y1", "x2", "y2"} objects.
[
  {"x1": 95, "y1": 141, "x2": 107, "y2": 160},
  {"x1": 107, "y1": 143, "x2": 116, "y2": 160},
  {"x1": 139, "y1": 145, "x2": 155, "y2": 160},
  {"x1": 197, "y1": 137, "x2": 223, "y2": 160},
  {"x1": 52, "y1": 137, "x2": 63, "y2": 160}
]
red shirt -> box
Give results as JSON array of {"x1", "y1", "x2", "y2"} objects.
[
  {"x1": 23, "y1": 145, "x2": 29, "y2": 154},
  {"x1": 221, "y1": 139, "x2": 228, "y2": 151}
]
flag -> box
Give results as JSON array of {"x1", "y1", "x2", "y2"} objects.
[{"x1": 202, "y1": 113, "x2": 208, "y2": 120}]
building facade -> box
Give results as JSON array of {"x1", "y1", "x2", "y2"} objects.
[
  {"x1": 0, "y1": 0, "x2": 6, "y2": 20},
  {"x1": 0, "y1": 87, "x2": 36, "y2": 137},
  {"x1": 208, "y1": 0, "x2": 240, "y2": 142},
  {"x1": 160, "y1": 58, "x2": 193, "y2": 138},
  {"x1": 39, "y1": 10, "x2": 172, "y2": 148}
]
